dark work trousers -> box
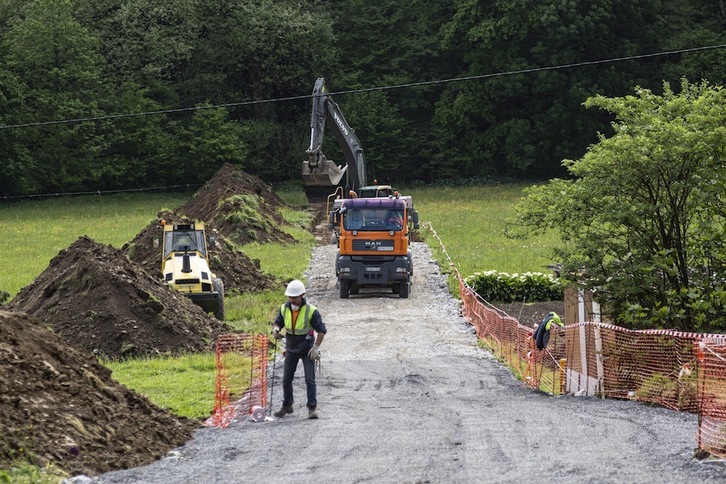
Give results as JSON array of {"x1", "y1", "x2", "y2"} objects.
[{"x1": 282, "y1": 351, "x2": 317, "y2": 408}]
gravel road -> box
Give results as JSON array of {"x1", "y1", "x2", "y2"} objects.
[{"x1": 93, "y1": 242, "x2": 725, "y2": 483}]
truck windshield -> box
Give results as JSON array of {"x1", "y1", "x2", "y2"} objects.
[
  {"x1": 164, "y1": 231, "x2": 207, "y2": 257},
  {"x1": 344, "y1": 208, "x2": 404, "y2": 231}
]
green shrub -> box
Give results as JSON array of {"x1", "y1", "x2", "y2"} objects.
[
  {"x1": 465, "y1": 270, "x2": 565, "y2": 303},
  {"x1": 635, "y1": 373, "x2": 677, "y2": 402}
]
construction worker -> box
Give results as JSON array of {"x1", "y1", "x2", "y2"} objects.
[
  {"x1": 533, "y1": 311, "x2": 563, "y2": 350},
  {"x1": 386, "y1": 210, "x2": 404, "y2": 229},
  {"x1": 272, "y1": 279, "x2": 327, "y2": 419}
]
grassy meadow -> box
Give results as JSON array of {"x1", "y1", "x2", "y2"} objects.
[
  {"x1": 0, "y1": 183, "x2": 558, "y2": 423},
  {"x1": 408, "y1": 183, "x2": 558, "y2": 289},
  {"x1": 0, "y1": 192, "x2": 192, "y2": 298}
]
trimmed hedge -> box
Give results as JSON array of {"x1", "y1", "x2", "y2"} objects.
[{"x1": 465, "y1": 270, "x2": 565, "y2": 303}]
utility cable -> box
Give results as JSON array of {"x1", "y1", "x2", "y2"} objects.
[
  {"x1": 1, "y1": 43, "x2": 725, "y2": 131},
  {"x1": 0, "y1": 184, "x2": 199, "y2": 201}
]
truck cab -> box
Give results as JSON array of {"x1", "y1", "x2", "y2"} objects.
[
  {"x1": 330, "y1": 197, "x2": 418, "y2": 298},
  {"x1": 357, "y1": 184, "x2": 395, "y2": 199}
]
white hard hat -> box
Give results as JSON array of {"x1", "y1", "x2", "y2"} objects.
[{"x1": 285, "y1": 279, "x2": 306, "y2": 297}]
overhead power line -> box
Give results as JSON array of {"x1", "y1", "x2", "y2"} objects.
[
  {"x1": 0, "y1": 184, "x2": 199, "y2": 201},
  {"x1": 1, "y1": 43, "x2": 725, "y2": 131}
]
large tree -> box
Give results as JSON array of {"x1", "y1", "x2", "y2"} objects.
[
  {"x1": 1, "y1": 0, "x2": 112, "y2": 193},
  {"x1": 512, "y1": 79, "x2": 726, "y2": 331},
  {"x1": 327, "y1": 0, "x2": 456, "y2": 184}
]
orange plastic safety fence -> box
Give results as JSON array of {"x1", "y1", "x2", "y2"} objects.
[
  {"x1": 696, "y1": 340, "x2": 726, "y2": 458},
  {"x1": 205, "y1": 333, "x2": 269, "y2": 428},
  {"x1": 459, "y1": 275, "x2": 726, "y2": 457}
]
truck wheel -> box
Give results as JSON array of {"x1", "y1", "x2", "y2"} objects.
[
  {"x1": 212, "y1": 278, "x2": 225, "y2": 320},
  {"x1": 339, "y1": 279, "x2": 349, "y2": 299},
  {"x1": 399, "y1": 280, "x2": 410, "y2": 299}
]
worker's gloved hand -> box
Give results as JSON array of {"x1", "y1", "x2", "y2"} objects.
[
  {"x1": 308, "y1": 344, "x2": 320, "y2": 361},
  {"x1": 272, "y1": 327, "x2": 283, "y2": 340}
]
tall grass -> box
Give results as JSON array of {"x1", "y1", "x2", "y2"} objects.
[
  {"x1": 103, "y1": 353, "x2": 217, "y2": 419},
  {"x1": 0, "y1": 460, "x2": 67, "y2": 483}
]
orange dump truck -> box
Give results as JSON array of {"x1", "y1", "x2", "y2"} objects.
[{"x1": 329, "y1": 195, "x2": 418, "y2": 298}]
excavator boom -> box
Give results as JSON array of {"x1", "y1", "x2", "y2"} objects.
[{"x1": 302, "y1": 77, "x2": 365, "y2": 191}]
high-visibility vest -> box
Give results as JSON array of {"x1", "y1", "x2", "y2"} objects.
[{"x1": 280, "y1": 302, "x2": 317, "y2": 335}]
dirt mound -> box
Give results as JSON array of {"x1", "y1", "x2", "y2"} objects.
[
  {"x1": 0, "y1": 310, "x2": 199, "y2": 477},
  {"x1": 123, "y1": 211, "x2": 277, "y2": 294},
  {"x1": 179, "y1": 162, "x2": 296, "y2": 245},
  {"x1": 6, "y1": 236, "x2": 230, "y2": 360}
]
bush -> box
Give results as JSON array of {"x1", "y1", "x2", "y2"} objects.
[
  {"x1": 465, "y1": 270, "x2": 565, "y2": 303},
  {"x1": 635, "y1": 373, "x2": 678, "y2": 402}
]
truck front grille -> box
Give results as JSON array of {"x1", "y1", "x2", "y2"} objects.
[{"x1": 352, "y1": 239, "x2": 395, "y2": 251}]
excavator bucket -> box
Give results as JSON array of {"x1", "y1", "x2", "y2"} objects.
[{"x1": 302, "y1": 154, "x2": 347, "y2": 186}]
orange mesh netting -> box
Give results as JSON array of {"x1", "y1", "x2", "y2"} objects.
[
  {"x1": 459, "y1": 276, "x2": 726, "y2": 457},
  {"x1": 696, "y1": 340, "x2": 726, "y2": 457},
  {"x1": 205, "y1": 333, "x2": 269, "y2": 428},
  {"x1": 424, "y1": 220, "x2": 726, "y2": 457}
]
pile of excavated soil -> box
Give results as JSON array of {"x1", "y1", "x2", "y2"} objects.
[
  {"x1": 0, "y1": 163, "x2": 316, "y2": 478},
  {"x1": 178, "y1": 162, "x2": 296, "y2": 246},
  {"x1": 124, "y1": 163, "x2": 301, "y2": 294},
  {"x1": 0, "y1": 310, "x2": 199, "y2": 477},
  {"x1": 5, "y1": 236, "x2": 230, "y2": 360},
  {"x1": 123, "y1": 210, "x2": 277, "y2": 294}
]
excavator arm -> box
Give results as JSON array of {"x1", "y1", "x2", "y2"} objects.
[{"x1": 302, "y1": 77, "x2": 366, "y2": 192}]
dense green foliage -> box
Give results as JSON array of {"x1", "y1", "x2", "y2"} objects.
[
  {"x1": 465, "y1": 270, "x2": 565, "y2": 303},
  {"x1": 0, "y1": 0, "x2": 724, "y2": 195},
  {"x1": 512, "y1": 80, "x2": 726, "y2": 332}
]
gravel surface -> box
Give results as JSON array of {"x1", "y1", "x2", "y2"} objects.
[{"x1": 92, "y1": 242, "x2": 725, "y2": 483}]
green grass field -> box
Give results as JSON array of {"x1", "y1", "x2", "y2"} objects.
[
  {"x1": 0, "y1": 192, "x2": 192, "y2": 298},
  {"x1": 0, "y1": 183, "x2": 558, "y2": 423},
  {"x1": 407, "y1": 183, "x2": 558, "y2": 289}
]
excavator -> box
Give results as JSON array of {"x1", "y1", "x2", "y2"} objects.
[
  {"x1": 301, "y1": 77, "x2": 402, "y2": 203},
  {"x1": 302, "y1": 77, "x2": 365, "y2": 193},
  {"x1": 302, "y1": 77, "x2": 419, "y2": 298}
]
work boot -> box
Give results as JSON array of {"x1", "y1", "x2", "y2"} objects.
[
  {"x1": 307, "y1": 406, "x2": 318, "y2": 420},
  {"x1": 273, "y1": 404, "x2": 293, "y2": 418}
]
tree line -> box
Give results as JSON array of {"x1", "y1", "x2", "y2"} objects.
[{"x1": 0, "y1": 0, "x2": 725, "y2": 196}]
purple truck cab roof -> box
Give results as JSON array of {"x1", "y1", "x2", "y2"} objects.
[{"x1": 342, "y1": 198, "x2": 407, "y2": 210}]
